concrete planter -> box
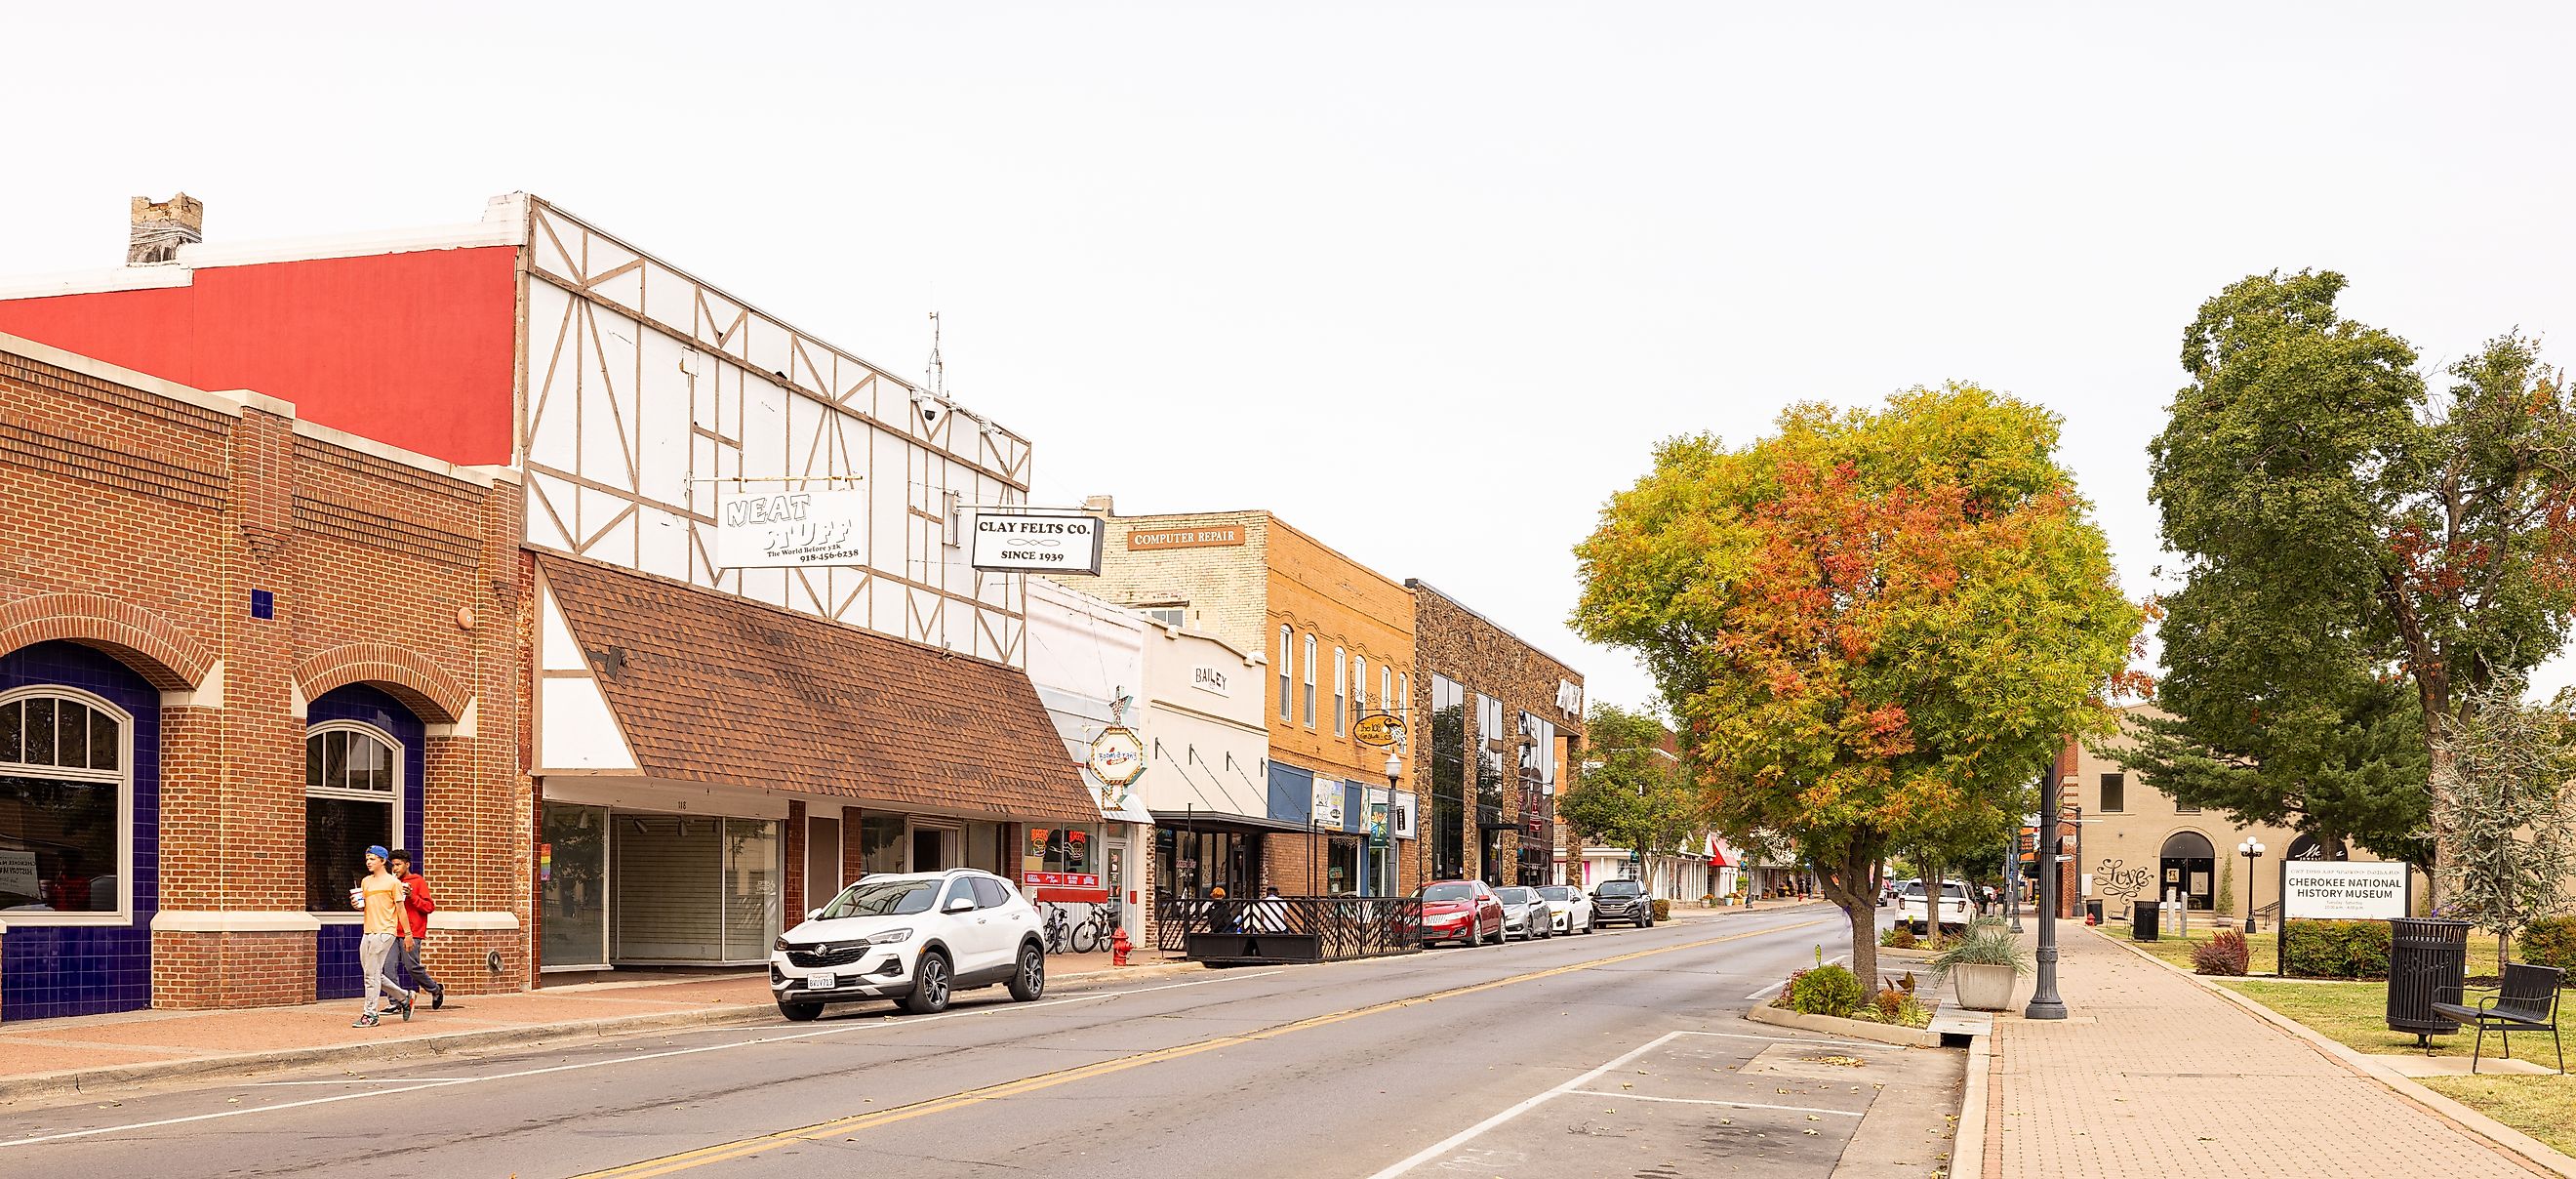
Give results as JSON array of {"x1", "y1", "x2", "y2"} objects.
[
  {"x1": 1951, "y1": 962, "x2": 2016, "y2": 1012},
  {"x1": 1744, "y1": 1001, "x2": 1941, "y2": 1048}
]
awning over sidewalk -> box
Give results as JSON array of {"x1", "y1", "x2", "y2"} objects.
[{"x1": 538, "y1": 555, "x2": 1096, "y2": 823}]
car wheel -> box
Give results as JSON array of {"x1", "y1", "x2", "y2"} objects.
[
  {"x1": 777, "y1": 999, "x2": 822, "y2": 1022},
  {"x1": 1008, "y1": 943, "x2": 1046, "y2": 1002},
  {"x1": 903, "y1": 950, "x2": 953, "y2": 1015}
]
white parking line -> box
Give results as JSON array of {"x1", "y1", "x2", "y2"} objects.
[
  {"x1": 1360, "y1": 1030, "x2": 1691, "y2": 1179},
  {"x1": 1565, "y1": 1090, "x2": 1863, "y2": 1117},
  {"x1": 1743, "y1": 953, "x2": 1847, "y2": 1000},
  {"x1": 0, "y1": 970, "x2": 1281, "y2": 1150}
]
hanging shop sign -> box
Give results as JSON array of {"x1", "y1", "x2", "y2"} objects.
[
  {"x1": 1087, "y1": 725, "x2": 1147, "y2": 793},
  {"x1": 2280, "y1": 860, "x2": 2410, "y2": 921},
  {"x1": 970, "y1": 510, "x2": 1105, "y2": 575},
  {"x1": 713, "y1": 488, "x2": 867, "y2": 568},
  {"x1": 1354, "y1": 713, "x2": 1405, "y2": 748},
  {"x1": 1390, "y1": 791, "x2": 1418, "y2": 840}
]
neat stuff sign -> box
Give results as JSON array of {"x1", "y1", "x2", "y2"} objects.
[{"x1": 2280, "y1": 861, "x2": 2410, "y2": 921}]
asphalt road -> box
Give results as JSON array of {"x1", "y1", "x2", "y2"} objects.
[{"x1": 0, "y1": 904, "x2": 1957, "y2": 1178}]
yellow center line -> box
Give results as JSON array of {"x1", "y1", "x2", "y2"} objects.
[{"x1": 577, "y1": 918, "x2": 1827, "y2": 1179}]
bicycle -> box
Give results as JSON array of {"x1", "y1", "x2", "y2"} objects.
[
  {"x1": 1074, "y1": 901, "x2": 1119, "y2": 954},
  {"x1": 1041, "y1": 903, "x2": 1074, "y2": 955}
]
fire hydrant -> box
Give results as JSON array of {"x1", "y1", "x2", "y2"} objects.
[{"x1": 1110, "y1": 927, "x2": 1132, "y2": 966}]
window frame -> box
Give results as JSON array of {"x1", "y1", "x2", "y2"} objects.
[
  {"x1": 305, "y1": 719, "x2": 406, "y2": 921},
  {"x1": 1352, "y1": 654, "x2": 1369, "y2": 710},
  {"x1": 1334, "y1": 647, "x2": 1348, "y2": 737},
  {"x1": 1277, "y1": 626, "x2": 1292, "y2": 721},
  {"x1": 0, "y1": 686, "x2": 136, "y2": 927},
  {"x1": 2100, "y1": 772, "x2": 2125, "y2": 814},
  {"x1": 1303, "y1": 634, "x2": 1317, "y2": 728}
]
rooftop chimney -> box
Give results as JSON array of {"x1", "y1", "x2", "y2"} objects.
[
  {"x1": 1083, "y1": 495, "x2": 1115, "y2": 516},
  {"x1": 128, "y1": 193, "x2": 204, "y2": 264}
]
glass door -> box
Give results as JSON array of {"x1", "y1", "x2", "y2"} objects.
[{"x1": 539, "y1": 802, "x2": 609, "y2": 969}]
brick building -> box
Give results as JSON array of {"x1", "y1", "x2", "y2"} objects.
[
  {"x1": 1069, "y1": 507, "x2": 1420, "y2": 900},
  {"x1": 0, "y1": 330, "x2": 522, "y2": 1021},
  {"x1": 1407, "y1": 583, "x2": 1585, "y2": 888},
  {"x1": 0, "y1": 194, "x2": 1098, "y2": 1009}
]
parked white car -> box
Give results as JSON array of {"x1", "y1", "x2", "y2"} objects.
[
  {"x1": 1898, "y1": 878, "x2": 1973, "y2": 935},
  {"x1": 771, "y1": 869, "x2": 1047, "y2": 1020},
  {"x1": 1535, "y1": 884, "x2": 1593, "y2": 935}
]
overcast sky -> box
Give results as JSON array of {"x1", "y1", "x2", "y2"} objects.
[{"x1": 10, "y1": 3, "x2": 2574, "y2": 715}]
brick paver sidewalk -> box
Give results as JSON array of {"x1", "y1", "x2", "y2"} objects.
[{"x1": 1990, "y1": 924, "x2": 2546, "y2": 1178}]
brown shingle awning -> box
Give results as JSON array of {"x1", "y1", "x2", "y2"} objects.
[{"x1": 538, "y1": 555, "x2": 1096, "y2": 823}]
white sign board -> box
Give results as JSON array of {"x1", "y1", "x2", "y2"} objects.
[
  {"x1": 1391, "y1": 791, "x2": 1418, "y2": 839},
  {"x1": 2281, "y1": 861, "x2": 2410, "y2": 921},
  {"x1": 713, "y1": 489, "x2": 866, "y2": 568},
  {"x1": 971, "y1": 511, "x2": 1104, "y2": 575},
  {"x1": 0, "y1": 848, "x2": 36, "y2": 905},
  {"x1": 1190, "y1": 665, "x2": 1231, "y2": 697},
  {"x1": 1310, "y1": 777, "x2": 1345, "y2": 828}
]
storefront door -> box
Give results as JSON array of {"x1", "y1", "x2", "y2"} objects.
[
  {"x1": 805, "y1": 814, "x2": 842, "y2": 913},
  {"x1": 539, "y1": 802, "x2": 609, "y2": 969}
]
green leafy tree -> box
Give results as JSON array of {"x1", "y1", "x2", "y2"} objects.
[
  {"x1": 1573, "y1": 384, "x2": 2144, "y2": 987},
  {"x1": 2432, "y1": 680, "x2": 2576, "y2": 975},
  {"x1": 2132, "y1": 271, "x2": 2576, "y2": 887},
  {"x1": 1557, "y1": 703, "x2": 1702, "y2": 871}
]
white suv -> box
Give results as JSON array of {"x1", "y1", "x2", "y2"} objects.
[
  {"x1": 771, "y1": 869, "x2": 1047, "y2": 1019},
  {"x1": 1898, "y1": 878, "x2": 1973, "y2": 935}
]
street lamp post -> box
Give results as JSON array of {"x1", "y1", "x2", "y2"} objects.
[
  {"x1": 2025, "y1": 765, "x2": 2069, "y2": 1021},
  {"x1": 2237, "y1": 838, "x2": 2266, "y2": 934}
]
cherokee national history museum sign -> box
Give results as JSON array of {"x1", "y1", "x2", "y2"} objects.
[{"x1": 2280, "y1": 860, "x2": 2411, "y2": 921}]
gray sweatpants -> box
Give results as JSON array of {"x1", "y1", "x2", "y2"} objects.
[{"x1": 360, "y1": 932, "x2": 413, "y2": 1017}]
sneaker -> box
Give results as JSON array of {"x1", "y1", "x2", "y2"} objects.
[
  {"x1": 429, "y1": 989, "x2": 446, "y2": 1011},
  {"x1": 394, "y1": 996, "x2": 414, "y2": 1022},
  {"x1": 352, "y1": 1014, "x2": 380, "y2": 1029}
]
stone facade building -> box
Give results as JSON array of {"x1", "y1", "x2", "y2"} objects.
[{"x1": 1406, "y1": 582, "x2": 1584, "y2": 888}]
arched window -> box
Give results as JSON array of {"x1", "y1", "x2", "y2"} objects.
[
  {"x1": 1277, "y1": 626, "x2": 1292, "y2": 721},
  {"x1": 305, "y1": 721, "x2": 403, "y2": 913},
  {"x1": 0, "y1": 688, "x2": 131, "y2": 918},
  {"x1": 1334, "y1": 647, "x2": 1348, "y2": 736},
  {"x1": 1303, "y1": 635, "x2": 1318, "y2": 728},
  {"x1": 1353, "y1": 655, "x2": 1369, "y2": 709}
]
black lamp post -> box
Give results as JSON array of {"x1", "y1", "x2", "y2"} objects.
[
  {"x1": 2237, "y1": 838, "x2": 2266, "y2": 934},
  {"x1": 2025, "y1": 764, "x2": 2068, "y2": 1021}
]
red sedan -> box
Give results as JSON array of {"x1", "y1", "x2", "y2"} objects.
[{"x1": 1419, "y1": 879, "x2": 1505, "y2": 947}]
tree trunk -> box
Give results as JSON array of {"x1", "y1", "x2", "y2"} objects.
[
  {"x1": 1921, "y1": 851, "x2": 1943, "y2": 938},
  {"x1": 1821, "y1": 848, "x2": 1879, "y2": 991}
]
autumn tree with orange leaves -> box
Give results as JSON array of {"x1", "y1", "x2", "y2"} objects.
[{"x1": 1573, "y1": 385, "x2": 2145, "y2": 986}]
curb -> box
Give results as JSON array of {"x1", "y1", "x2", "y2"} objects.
[
  {"x1": 1951, "y1": 1024, "x2": 1991, "y2": 1179},
  {"x1": 0, "y1": 958, "x2": 1207, "y2": 1108},
  {"x1": 1744, "y1": 1000, "x2": 1943, "y2": 1048},
  {"x1": 2088, "y1": 926, "x2": 2576, "y2": 1179}
]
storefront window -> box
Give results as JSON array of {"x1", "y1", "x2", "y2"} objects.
[
  {"x1": 1327, "y1": 836, "x2": 1359, "y2": 895},
  {"x1": 1025, "y1": 826, "x2": 1093, "y2": 874},
  {"x1": 539, "y1": 802, "x2": 609, "y2": 968},
  {"x1": 859, "y1": 813, "x2": 906, "y2": 875},
  {"x1": 722, "y1": 817, "x2": 780, "y2": 960},
  {"x1": 1429, "y1": 675, "x2": 1467, "y2": 881},
  {"x1": 0, "y1": 690, "x2": 126, "y2": 915},
  {"x1": 305, "y1": 723, "x2": 400, "y2": 912}
]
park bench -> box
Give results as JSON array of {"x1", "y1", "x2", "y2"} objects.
[{"x1": 2429, "y1": 961, "x2": 2564, "y2": 1075}]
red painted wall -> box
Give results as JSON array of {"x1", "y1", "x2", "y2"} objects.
[{"x1": 0, "y1": 247, "x2": 518, "y2": 466}]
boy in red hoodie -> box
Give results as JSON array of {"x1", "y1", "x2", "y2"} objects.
[{"x1": 386, "y1": 849, "x2": 447, "y2": 1010}]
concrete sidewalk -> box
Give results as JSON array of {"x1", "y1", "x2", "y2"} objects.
[
  {"x1": 0, "y1": 950, "x2": 1191, "y2": 1104},
  {"x1": 1986, "y1": 923, "x2": 2552, "y2": 1178}
]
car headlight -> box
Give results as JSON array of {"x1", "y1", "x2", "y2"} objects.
[
  {"x1": 868, "y1": 928, "x2": 913, "y2": 945},
  {"x1": 774, "y1": 936, "x2": 791, "y2": 953}
]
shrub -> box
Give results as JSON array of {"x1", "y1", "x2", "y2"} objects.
[
  {"x1": 1879, "y1": 925, "x2": 1918, "y2": 949},
  {"x1": 2194, "y1": 929, "x2": 2250, "y2": 976},
  {"x1": 1873, "y1": 987, "x2": 1906, "y2": 1021},
  {"x1": 1928, "y1": 925, "x2": 2032, "y2": 980},
  {"x1": 1652, "y1": 898, "x2": 1673, "y2": 921},
  {"x1": 1787, "y1": 963, "x2": 1867, "y2": 1017},
  {"x1": 2281, "y1": 919, "x2": 2392, "y2": 979},
  {"x1": 2520, "y1": 915, "x2": 2576, "y2": 972}
]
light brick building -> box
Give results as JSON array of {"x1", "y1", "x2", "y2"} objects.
[{"x1": 1068, "y1": 507, "x2": 1421, "y2": 900}]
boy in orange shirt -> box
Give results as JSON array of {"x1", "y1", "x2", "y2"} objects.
[{"x1": 349, "y1": 845, "x2": 415, "y2": 1028}]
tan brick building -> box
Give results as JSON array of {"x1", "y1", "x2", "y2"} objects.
[
  {"x1": 0, "y1": 330, "x2": 524, "y2": 1021},
  {"x1": 1406, "y1": 583, "x2": 1585, "y2": 888},
  {"x1": 1069, "y1": 507, "x2": 1420, "y2": 900}
]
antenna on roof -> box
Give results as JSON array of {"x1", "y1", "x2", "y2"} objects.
[{"x1": 925, "y1": 310, "x2": 946, "y2": 400}]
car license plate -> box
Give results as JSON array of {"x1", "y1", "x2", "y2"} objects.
[{"x1": 809, "y1": 972, "x2": 837, "y2": 991}]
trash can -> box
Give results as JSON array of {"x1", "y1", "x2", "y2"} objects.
[
  {"x1": 2387, "y1": 917, "x2": 2469, "y2": 1046},
  {"x1": 2132, "y1": 900, "x2": 2159, "y2": 942},
  {"x1": 2086, "y1": 899, "x2": 2105, "y2": 925}
]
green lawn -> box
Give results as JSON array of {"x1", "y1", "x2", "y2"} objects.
[{"x1": 2419, "y1": 1075, "x2": 2576, "y2": 1159}]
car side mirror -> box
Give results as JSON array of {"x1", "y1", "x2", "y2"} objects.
[
  {"x1": 805, "y1": 908, "x2": 824, "y2": 922},
  {"x1": 945, "y1": 897, "x2": 977, "y2": 914}
]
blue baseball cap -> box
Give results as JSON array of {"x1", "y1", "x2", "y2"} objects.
[{"x1": 367, "y1": 845, "x2": 390, "y2": 862}]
